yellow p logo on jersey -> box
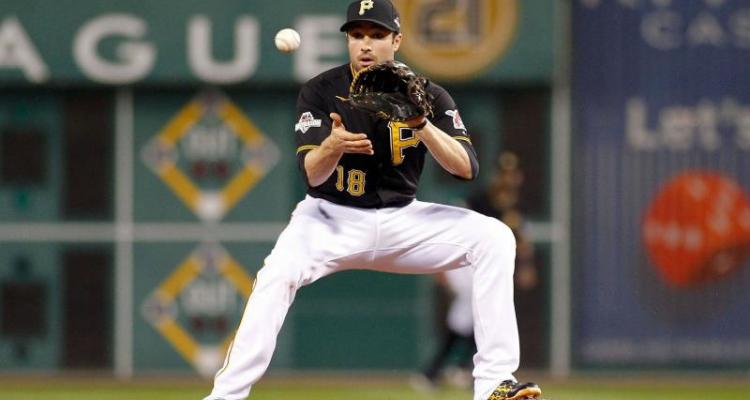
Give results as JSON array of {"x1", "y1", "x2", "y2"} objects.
[
  {"x1": 389, "y1": 122, "x2": 420, "y2": 166},
  {"x1": 359, "y1": 0, "x2": 374, "y2": 15}
]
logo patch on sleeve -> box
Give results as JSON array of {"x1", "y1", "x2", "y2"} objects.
[
  {"x1": 295, "y1": 112, "x2": 322, "y2": 133},
  {"x1": 445, "y1": 109, "x2": 466, "y2": 130}
]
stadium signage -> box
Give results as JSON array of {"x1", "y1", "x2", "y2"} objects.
[
  {"x1": 581, "y1": 0, "x2": 750, "y2": 50},
  {"x1": 0, "y1": 13, "x2": 345, "y2": 84},
  {"x1": 142, "y1": 243, "x2": 254, "y2": 377},
  {"x1": 626, "y1": 97, "x2": 750, "y2": 151},
  {"x1": 1, "y1": 1, "x2": 554, "y2": 85}
]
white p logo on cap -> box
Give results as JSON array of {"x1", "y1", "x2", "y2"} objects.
[{"x1": 359, "y1": 0, "x2": 374, "y2": 15}]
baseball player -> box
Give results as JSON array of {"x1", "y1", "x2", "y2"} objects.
[
  {"x1": 414, "y1": 267, "x2": 477, "y2": 390},
  {"x1": 203, "y1": 1, "x2": 542, "y2": 399}
]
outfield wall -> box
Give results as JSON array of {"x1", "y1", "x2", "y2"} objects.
[
  {"x1": 9, "y1": 0, "x2": 749, "y2": 379},
  {"x1": 0, "y1": 0, "x2": 557, "y2": 377},
  {"x1": 572, "y1": 0, "x2": 750, "y2": 369}
]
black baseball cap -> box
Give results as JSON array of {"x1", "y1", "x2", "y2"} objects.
[{"x1": 340, "y1": 0, "x2": 401, "y2": 33}]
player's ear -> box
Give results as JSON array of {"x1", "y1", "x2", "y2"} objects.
[{"x1": 392, "y1": 32, "x2": 402, "y2": 52}]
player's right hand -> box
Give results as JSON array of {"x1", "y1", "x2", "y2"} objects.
[{"x1": 324, "y1": 113, "x2": 374, "y2": 155}]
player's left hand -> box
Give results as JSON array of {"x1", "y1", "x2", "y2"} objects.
[{"x1": 340, "y1": 60, "x2": 433, "y2": 122}]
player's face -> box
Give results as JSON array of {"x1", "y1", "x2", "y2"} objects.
[{"x1": 346, "y1": 22, "x2": 402, "y2": 72}]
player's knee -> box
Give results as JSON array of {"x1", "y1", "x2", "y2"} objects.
[
  {"x1": 479, "y1": 216, "x2": 516, "y2": 249},
  {"x1": 254, "y1": 261, "x2": 301, "y2": 293}
]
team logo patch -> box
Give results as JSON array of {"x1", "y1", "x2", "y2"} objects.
[
  {"x1": 295, "y1": 112, "x2": 322, "y2": 133},
  {"x1": 445, "y1": 109, "x2": 466, "y2": 130},
  {"x1": 359, "y1": 0, "x2": 374, "y2": 15}
]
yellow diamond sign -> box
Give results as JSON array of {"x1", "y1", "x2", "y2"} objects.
[
  {"x1": 142, "y1": 91, "x2": 279, "y2": 221},
  {"x1": 141, "y1": 243, "x2": 254, "y2": 377}
]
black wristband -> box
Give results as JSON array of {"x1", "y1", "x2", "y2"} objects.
[{"x1": 413, "y1": 119, "x2": 428, "y2": 130}]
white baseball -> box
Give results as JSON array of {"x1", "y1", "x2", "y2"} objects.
[{"x1": 274, "y1": 28, "x2": 301, "y2": 53}]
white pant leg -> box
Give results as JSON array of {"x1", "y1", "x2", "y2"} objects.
[
  {"x1": 205, "y1": 197, "x2": 517, "y2": 400},
  {"x1": 372, "y1": 200, "x2": 519, "y2": 400},
  {"x1": 445, "y1": 267, "x2": 474, "y2": 337},
  {"x1": 204, "y1": 197, "x2": 376, "y2": 400},
  {"x1": 467, "y1": 218, "x2": 519, "y2": 400}
]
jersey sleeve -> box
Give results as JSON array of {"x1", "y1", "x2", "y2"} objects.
[
  {"x1": 429, "y1": 87, "x2": 479, "y2": 180},
  {"x1": 294, "y1": 82, "x2": 333, "y2": 182}
]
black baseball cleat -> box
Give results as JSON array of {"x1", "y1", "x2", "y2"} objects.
[{"x1": 487, "y1": 380, "x2": 542, "y2": 400}]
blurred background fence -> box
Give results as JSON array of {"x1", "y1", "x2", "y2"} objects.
[{"x1": 0, "y1": 0, "x2": 748, "y2": 381}]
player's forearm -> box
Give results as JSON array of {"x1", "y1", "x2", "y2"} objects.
[
  {"x1": 303, "y1": 143, "x2": 343, "y2": 187},
  {"x1": 416, "y1": 122, "x2": 473, "y2": 179}
]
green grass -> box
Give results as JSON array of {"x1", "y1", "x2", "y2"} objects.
[{"x1": 1, "y1": 376, "x2": 748, "y2": 400}]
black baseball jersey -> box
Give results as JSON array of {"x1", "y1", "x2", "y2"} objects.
[{"x1": 295, "y1": 63, "x2": 479, "y2": 208}]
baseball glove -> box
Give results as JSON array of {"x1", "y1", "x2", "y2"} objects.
[{"x1": 339, "y1": 60, "x2": 433, "y2": 122}]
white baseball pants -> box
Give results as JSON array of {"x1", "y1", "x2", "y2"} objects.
[
  {"x1": 204, "y1": 196, "x2": 519, "y2": 400},
  {"x1": 445, "y1": 266, "x2": 475, "y2": 337}
]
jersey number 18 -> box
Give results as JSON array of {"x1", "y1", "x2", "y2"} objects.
[{"x1": 335, "y1": 166, "x2": 366, "y2": 197}]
